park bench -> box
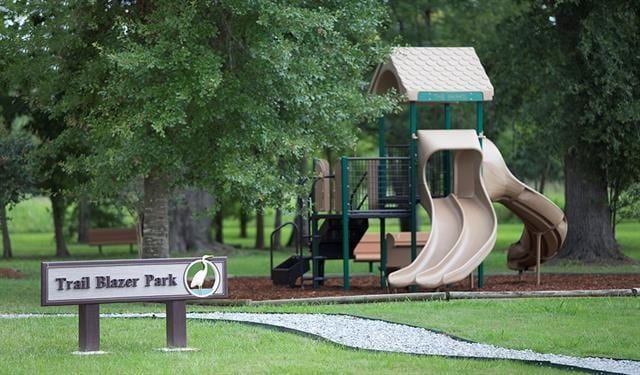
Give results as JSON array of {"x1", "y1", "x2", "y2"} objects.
[
  {"x1": 87, "y1": 228, "x2": 138, "y2": 254},
  {"x1": 353, "y1": 233, "x2": 381, "y2": 263},
  {"x1": 354, "y1": 232, "x2": 429, "y2": 270},
  {"x1": 353, "y1": 233, "x2": 382, "y2": 273}
]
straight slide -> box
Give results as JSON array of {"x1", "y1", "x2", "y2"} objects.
[{"x1": 388, "y1": 130, "x2": 497, "y2": 288}]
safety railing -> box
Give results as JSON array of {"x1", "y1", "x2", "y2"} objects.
[
  {"x1": 341, "y1": 157, "x2": 411, "y2": 213},
  {"x1": 269, "y1": 221, "x2": 300, "y2": 277}
]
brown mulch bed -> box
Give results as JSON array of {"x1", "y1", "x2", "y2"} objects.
[
  {"x1": 227, "y1": 273, "x2": 640, "y2": 301},
  {"x1": 0, "y1": 268, "x2": 24, "y2": 279}
]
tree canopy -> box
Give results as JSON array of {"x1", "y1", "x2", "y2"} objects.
[{"x1": 2, "y1": 0, "x2": 396, "y2": 257}]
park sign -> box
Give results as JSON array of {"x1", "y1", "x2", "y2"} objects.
[
  {"x1": 41, "y1": 256, "x2": 227, "y2": 353},
  {"x1": 41, "y1": 257, "x2": 228, "y2": 306}
]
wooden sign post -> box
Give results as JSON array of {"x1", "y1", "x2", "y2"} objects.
[{"x1": 41, "y1": 257, "x2": 227, "y2": 353}]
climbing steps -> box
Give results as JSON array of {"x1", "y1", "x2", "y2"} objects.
[{"x1": 271, "y1": 217, "x2": 368, "y2": 287}]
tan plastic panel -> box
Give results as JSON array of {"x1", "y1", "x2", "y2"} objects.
[
  {"x1": 367, "y1": 160, "x2": 379, "y2": 210},
  {"x1": 386, "y1": 232, "x2": 429, "y2": 269},
  {"x1": 388, "y1": 130, "x2": 497, "y2": 288},
  {"x1": 314, "y1": 159, "x2": 331, "y2": 212},
  {"x1": 333, "y1": 161, "x2": 341, "y2": 213},
  {"x1": 369, "y1": 47, "x2": 494, "y2": 101}
]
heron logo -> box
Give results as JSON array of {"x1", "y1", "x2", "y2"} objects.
[{"x1": 183, "y1": 255, "x2": 220, "y2": 298}]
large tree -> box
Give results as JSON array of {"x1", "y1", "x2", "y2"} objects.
[
  {"x1": 491, "y1": 0, "x2": 640, "y2": 262},
  {"x1": 3, "y1": 1, "x2": 394, "y2": 258}
]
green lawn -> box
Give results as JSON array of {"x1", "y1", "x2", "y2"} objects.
[
  {"x1": 0, "y1": 297, "x2": 637, "y2": 374},
  {"x1": 1, "y1": 316, "x2": 573, "y2": 374}
]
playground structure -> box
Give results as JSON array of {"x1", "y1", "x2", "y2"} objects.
[{"x1": 271, "y1": 47, "x2": 567, "y2": 290}]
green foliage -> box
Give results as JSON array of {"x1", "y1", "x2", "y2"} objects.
[
  {"x1": 495, "y1": 122, "x2": 563, "y2": 186},
  {"x1": 2, "y1": 1, "x2": 397, "y2": 211},
  {"x1": 491, "y1": 0, "x2": 640, "y2": 203},
  {"x1": 618, "y1": 183, "x2": 640, "y2": 223},
  {"x1": 0, "y1": 126, "x2": 34, "y2": 206},
  {"x1": 385, "y1": 0, "x2": 525, "y2": 55},
  {"x1": 4, "y1": 197, "x2": 52, "y2": 233},
  {"x1": 66, "y1": 202, "x2": 133, "y2": 239}
]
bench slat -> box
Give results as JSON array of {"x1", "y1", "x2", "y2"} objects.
[
  {"x1": 88, "y1": 228, "x2": 137, "y2": 246},
  {"x1": 353, "y1": 232, "x2": 429, "y2": 264}
]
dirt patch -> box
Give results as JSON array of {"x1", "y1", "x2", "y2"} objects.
[
  {"x1": 0, "y1": 268, "x2": 24, "y2": 279},
  {"x1": 227, "y1": 273, "x2": 640, "y2": 301}
]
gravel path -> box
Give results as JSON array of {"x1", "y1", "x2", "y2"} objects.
[{"x1": 2, "y1": 312, "x2": 638, "y2": 374}]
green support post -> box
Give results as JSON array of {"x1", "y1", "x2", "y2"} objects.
[
  {"x1": 311, "y1": 211, "x2": 320, "y2": 289},
  {"x1": 378, "y1": 117, "x2": 388, "y2": 288},
  {"x1": 380, "y1": 218, "x2": 387, "y2": 288},
  {"x1": 409, "y1": 102, "x2": 418, "y2": 292},
  {"x1": 476, "y1": 101, "x2": 485, "y2": 288},
  {"x1": 378, "y1": 117, "x2": 386, "y2": 157},
  {"x1": 378, "y1": 117, "x2": 387, "y2": 204},
  {"x1": 341, "y1": 157, "x2": 350, "y2": 290},
  {"x1": 476, "y1": 102, "x2": 484, "y2": 144},
  {"x1": 443, "y1": 103, "x2": 452, "y2": 195}
]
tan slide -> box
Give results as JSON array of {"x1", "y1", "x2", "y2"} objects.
[
  {"x1": 388, "y1": 130, "x2": 497, "y2": 288},
  {"x1": 482, "y1": 139, "x2": 567, "y2": 270}
]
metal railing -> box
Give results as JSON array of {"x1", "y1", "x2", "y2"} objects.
[
  {"x1": 343, "y1": 157, "x2": 411, "y2": 212},
  {"x1": 269, "y1": 221, "x2": 299, "y2": 277}
]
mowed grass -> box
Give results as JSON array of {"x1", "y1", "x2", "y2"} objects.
[
  {"x1": 0, "y1": 317, "x2": 571, "y2": 375},
  {"x1": 0, "y1": 297, "x2": 637, "y2": 374}
]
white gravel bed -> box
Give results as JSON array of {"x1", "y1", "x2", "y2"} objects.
[{"x1": 2, "y1": 312, "x2": 638, "y2": 374}]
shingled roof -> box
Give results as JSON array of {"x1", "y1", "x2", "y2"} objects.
[{"x1": 369, "y1": 47, "x2": 494, "y2": 102}]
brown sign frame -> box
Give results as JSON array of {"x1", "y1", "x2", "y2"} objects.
[{"x1": 41, "y1": 257, "x2": 228, "y2": 306}]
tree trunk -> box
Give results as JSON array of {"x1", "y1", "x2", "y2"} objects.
[
  {"x1": 1, "y1": 203, "x2": 12, "y2": 258},
  {"x1": 214, "y1": 209, "x2": 224, "y2": 244},
  {"x1": 142, "y1": 172, "x2": 169, "y2": 258},
  {"x1": 273, "y1": 207, "x2": 282, "y2": 250},
  {"x1": 77, "y1": 196, "x2": 90, "y2": 243},
  {"x1": 239, "y1": 208, "x2": 248, "y2": 238},
  {"x1": 51, "y1": 194, "x2": 70, "y2": 257},
  {"x1": 558, "y1": 151, "x2": 624, "y2": 262},
  {"x1": 169, "y1": 189, "x2": 236, "y2": 255},
  {"x1": 255, "y1": 208, "x2": 264, "y2": 250}
]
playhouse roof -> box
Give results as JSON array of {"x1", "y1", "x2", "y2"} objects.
[{"x1": 369, "y1": 47, "x2": 494, "y2": 102}]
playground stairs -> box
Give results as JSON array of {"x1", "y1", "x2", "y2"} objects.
[
  {"x1": 317, "y1": 217, "x2": 369, "y2": 259},
  {"x1": 271, "y1": 217, "x2": 368, "y2": 287},
  {"x1": 271, "y1": 255, "x2": 311, "y2": 288},
  {"x1": 309, "y1": 217, "x2": 369, "y2": 287}
]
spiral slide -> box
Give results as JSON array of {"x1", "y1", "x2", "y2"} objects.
[
  {"x1": 388, "y1": 131, "x2": 567, "y2": 288},
  {"x1": 388, "y1": 130, "x2": 497, "y2": 288},
  {"x1": 482, "y1": 139, "x2": 567, "y2": 270}
]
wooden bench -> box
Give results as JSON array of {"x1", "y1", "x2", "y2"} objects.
[
  {"x1": 353, "y1": 232, "x2": 429, "y2": 269},
  {"x1": 87, "y1": 228, "x2": 138, "y2": 254},
  {"x1": 353, "y1": 233, "x2": 383, "y2": 272},
  {"x1": 353, "y1": 234, "x2": 381, "y2": 262}
]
